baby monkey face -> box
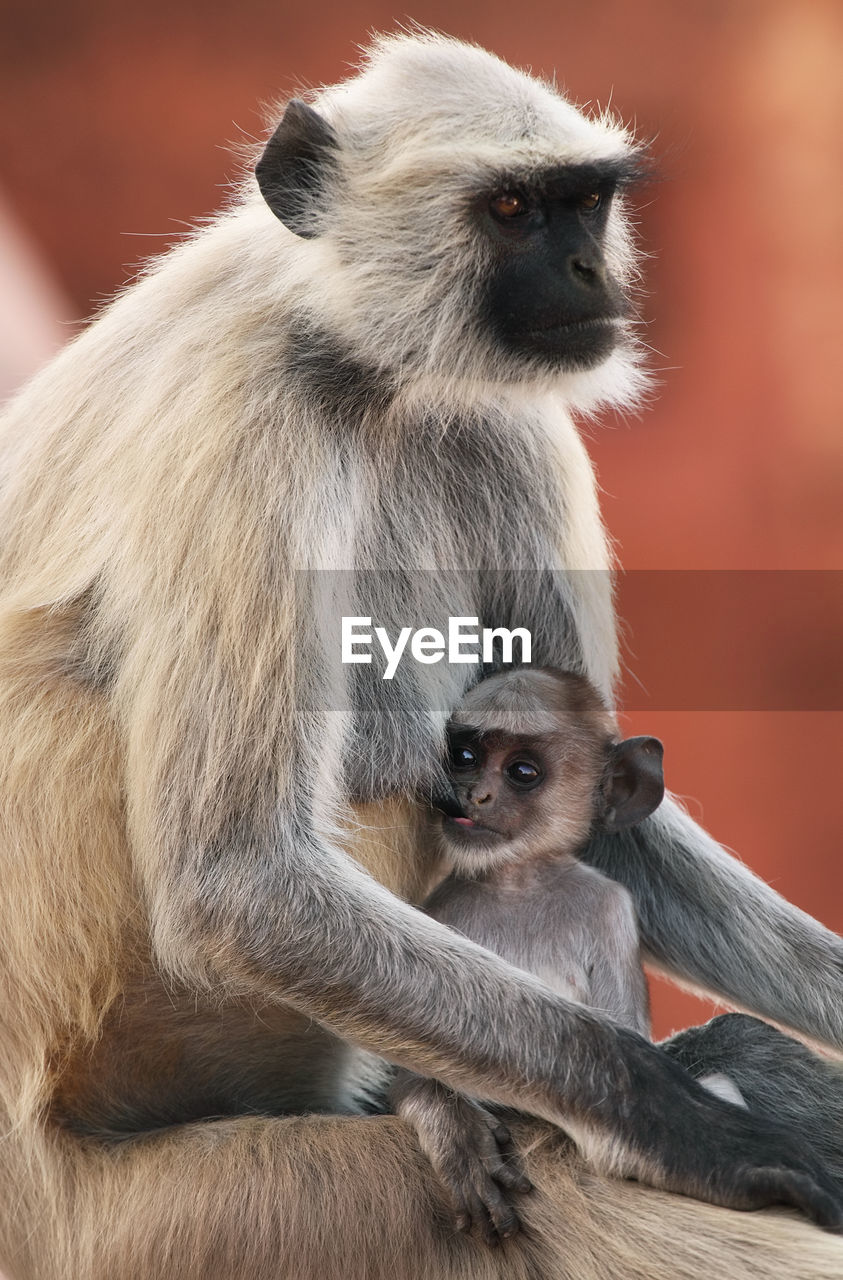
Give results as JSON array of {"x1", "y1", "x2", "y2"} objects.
[
  {"x1": 437, "y1": 670, "x2": 665, "y2": 876},
  {"x1": 440, "y1": 728, "x2": 562, "y2": 870}
]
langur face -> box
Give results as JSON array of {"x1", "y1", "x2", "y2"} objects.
[
  {"x1": 441, "y1": 728, "x2": 555, "y2": 857},
  {"x1": 477, "y1": 160, "x2": 637, "y2": 371},
  {"x1": 437, "y1": 684, "x2": 665, "y2": 874}
]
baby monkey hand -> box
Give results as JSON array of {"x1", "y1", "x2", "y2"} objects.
[{"x1": 390, "y1": 1074, "x2": 532, "y2": 1245}]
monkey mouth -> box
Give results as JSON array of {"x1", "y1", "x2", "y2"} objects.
[
  {"x1": 518, "y1": 316, "x2": 621, "y2": 369},
  {"x1": 527, "y1": 316, "x2": 619, "y2": 340},
  {"x1": 442, "y1": 815, "x2": 504, "y2": 842}
]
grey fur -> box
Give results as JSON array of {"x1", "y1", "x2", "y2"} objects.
[
  {"x1": 390, "y1": 859, "x2": 651, "y2": 1239},
  {"x1": 0, "y1": 31, "x2": 842, "y2": 1273},
  {"x1": 422, "y1": 860, "x2": 650, "y2": 1035},
  {"x1": 665, "y1": 1014, "x2": 843, "y2": 1192},
  {"x1": 582, "y1": 804, "x2": 843, "y2": 1047}
]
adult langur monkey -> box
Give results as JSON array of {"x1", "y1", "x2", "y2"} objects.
[{"x1": 0, "y1": 30, "x2": 842, "y2": 1280}]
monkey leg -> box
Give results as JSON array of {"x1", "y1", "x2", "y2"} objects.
[
  {"x1": 664, "y1": 1013, "x2": 843, "y2": 1191},
  {"x1": 3, "y1": 1115, "x2": 843, "y2": 1280}
]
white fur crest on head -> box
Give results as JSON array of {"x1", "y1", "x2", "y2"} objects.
[{"x1": 320, "y1": 30, "x2": 633, "y2": 168}]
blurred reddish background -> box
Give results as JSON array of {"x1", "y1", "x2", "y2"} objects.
[{"x1": 1, "y1": 0, "x2": 840, "y2": 1038}]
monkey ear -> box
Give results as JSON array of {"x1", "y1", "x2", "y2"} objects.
[
  {"x1": 256, "y1": 99, "x2": 340, "y2": 239},
  {"x1": 601, "y1": 737, "x2": 664, "y2": 833}
]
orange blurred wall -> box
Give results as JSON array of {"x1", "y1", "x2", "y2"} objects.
[{"x1": 0, "y1": 0, "x2": 840, "y2": 1037}]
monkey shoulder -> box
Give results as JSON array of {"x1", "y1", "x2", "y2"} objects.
[
  {"x1": 524, "y1": 859, "x2": 641, "y2": 953},
  {"x1": 560, "y1": 859, "x2": 640, "y2": 925},
  {"x1": 430, "y1": 857, "x2": 636, "y2": 914}
]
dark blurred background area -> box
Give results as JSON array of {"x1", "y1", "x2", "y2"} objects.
[{"x1": 0, "y1": 0, "x2": 841, "y2": 1038}]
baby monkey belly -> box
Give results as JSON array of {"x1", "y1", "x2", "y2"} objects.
[{"x1": 430, "y1": 857, "x2": 651, "y2": 1038}]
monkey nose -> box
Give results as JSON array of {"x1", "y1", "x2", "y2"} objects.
[{"x1": 470, "y1": 789, "x2": 492, "y2": 806}]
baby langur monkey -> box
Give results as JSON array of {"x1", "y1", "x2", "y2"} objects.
[
  {"x1": 390, "y1": 667, "x2": 666, "y2": 1242},
  {"x1": 390, "y1": 667, "x2": 843, "y2": 1245}
]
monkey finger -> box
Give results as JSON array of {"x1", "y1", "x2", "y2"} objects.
[
  {"x1": 479, "y1": 1207, "x2": 502, "y2": 1249},
  {"x1": 490, "y1": 1160, "x2": 533, "y2": 1195},
  {"x1": 744, "y1": 1168, "x2": 843, "y2": 1232},
  {"x1": 450, "y1": 1170, "x2": 521, "y2": 1244},
  {"x1": 471, "y1": 1173, "x2": 522, "y2": 1241},
  {"x1": 488, "y1": 1120, "x2": 532, "y2": 1192},
  {"x1": 451, "y1": 1186, "x2": 498, "y2": 1245}
]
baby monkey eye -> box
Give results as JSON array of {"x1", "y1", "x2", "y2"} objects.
[
  {"x1": 505, "y1": 760, "x2": 542, "y2": 788},
  {"x1": 489, "y1": 191, "x2": 529, "y2": 221},
  {"x1": 451, "y1": 745, "x2": 479, "y2": 770},
  {"x1": 579, "y1": 191, "x2": 602, "y2": 212}
]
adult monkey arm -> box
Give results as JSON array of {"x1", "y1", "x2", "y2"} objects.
[
  {"x1": 135, "y1": 733, "x2": 843, "y2": 1227},
  {"x1": 581, "y1": 802, "x2": 843, "y2": 1048},
  {"x1": 116, "y1": 522, "x2": 841, "y2": 1227}
]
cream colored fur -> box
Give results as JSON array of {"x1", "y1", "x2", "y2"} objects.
[{"x1": 0, "y1": 30, "x2": 840, "y2": 1279}]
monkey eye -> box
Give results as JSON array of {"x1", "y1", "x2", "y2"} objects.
[
  {"x1": 489, "y1": 191, "x2": 530, "y2": 222},
  {"x1": 579, "y1": 191, "x2": 602, "y2": 212},
  {"x1": 505, "y1": 759, "x2": 543, "y2": 789},
  {"x1": 451, "y1": 745, "x2": 479, "y2": 770}
]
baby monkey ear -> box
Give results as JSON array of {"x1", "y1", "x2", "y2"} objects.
[{"x1": 601, "y1": 737, "x2": 664, "y2": 833}]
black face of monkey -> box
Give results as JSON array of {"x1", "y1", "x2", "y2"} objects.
[
  {"x1": 478, "y1": 160, "x2": 638, "y2": 370},
  {"x1": 257, "y1": 105, "x2": 647, "y2": 378}
]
